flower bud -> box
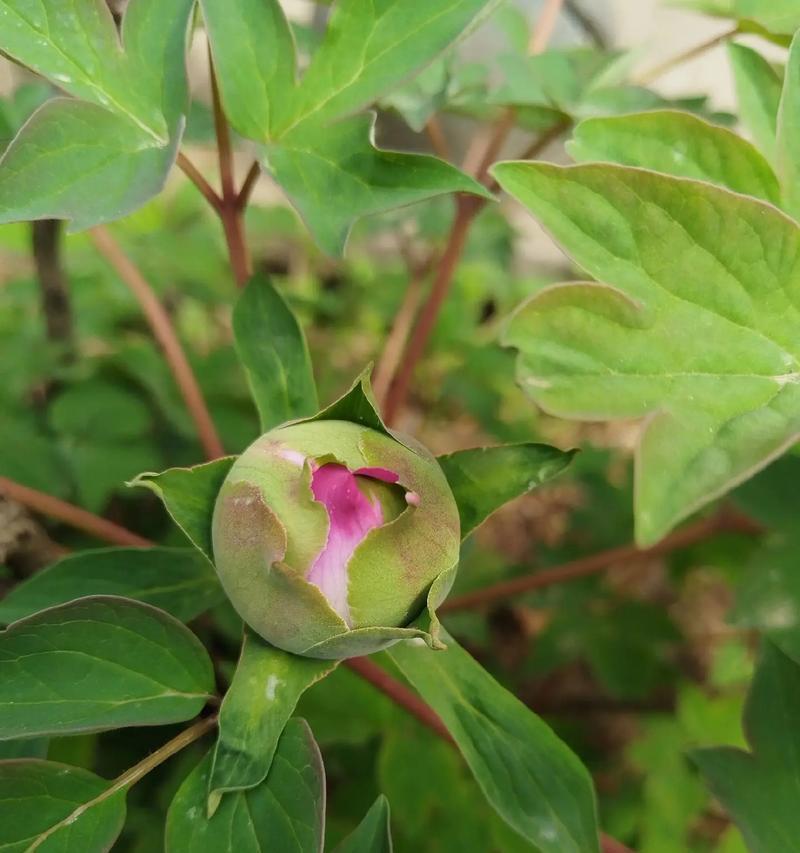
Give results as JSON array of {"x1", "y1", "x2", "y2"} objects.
[{"x1": 212, "y1": 419, "x2": 460, "y2": 658}]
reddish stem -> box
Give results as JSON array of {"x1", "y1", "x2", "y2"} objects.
[
  {"x1": 441, "y1": 510, "x2": 762, "y2": 612},
  {"x1": 0, "y1": 477, "x2": 153, "y2": 548},
  {"x1": 177, "y1": 152, "x2": 222, "y2": 212},
  {"x1": 237, "y1": 161, "x2": 262, "y2": 211},
  {"x1": 345, "y1": 656, "x2": 454, "y2": 743},
  {"x1": 89, "y1": 226, "x2": 225, "y2": 461},
  {"x1": 209, "y1": 55, "x2": 252, "y2": 288},
  {"x1": 425, "y1": 116, "x2": 451, "y2": 161}
]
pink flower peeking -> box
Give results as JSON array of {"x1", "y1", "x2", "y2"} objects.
[{"x1": 308, "y1": 463, "x2": 407, "y2": 624}]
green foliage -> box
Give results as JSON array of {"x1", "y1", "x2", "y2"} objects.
[
  {"x1": 728, "y1": 42, "x2": 783, "y2": 162},
  {"x1": 387, "y1": 630, "x2": 600, "y2": 853},
  {"x1": 494, "y1": 160, "x2": 800, "y2": 545},
  {"x1": 0, "y1": 597, "x2": 214, "y2": 739},
  {"x1": 333, "y1": 796, "x2": 393, "y2": 853},
  {"x1": 0, "y1": 760, "x2": 127, "y2": 852},
  {"x1": 693, "y1": 643, "x2": 800, "y2": 852},
  {"x1": 166, "y1": 719, "x2": 326, "y2": 852}
]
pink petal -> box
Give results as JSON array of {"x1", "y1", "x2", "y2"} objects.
[
  {"x1": 307, "y1": 463, "x2": 392, "y2": 624},
  {"x1": 354, "y1": 466, "x2": 400, "y2": 483}
]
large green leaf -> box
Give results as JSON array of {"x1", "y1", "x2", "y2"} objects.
[
  {"x1": 233, "y1": 275, "x2": 319, "y2": 432},
  {"x1": 437, "y1": 443, "x2": 575, "y2": 538},
  {"x1": 693, "y1": 642, "x2": 800, "y2": 852},
  {"x1": 265, "y1": 113, "x2": 492, "y2": 256},
  {"x1": 728, "y1": 43, "x2": 782, "y2": 163},
  {"x1": 0, "y1": 547, "x2": 224, "y2": 626},
  {"x1": 166, "y1": 719, "x2": 326, "y2": 852},
  {"x1": 568, "y1": 110, "x2": 780, "y2": 204},
  {"x1": 130, "y1": 458, "x2": 236, "y2": 562},
  {"x1": 493, "y1": 161, "x2": 800, "y2": 545},
  {"x1": 0, "y1": 596, "x2": 214, "y2": 739},
  {"x1": 0, "y1": 0, "x2": 194, "y2": 227},
  {"x1": 333, "y1": 795, "x2": 393, "y2": 853},
  {"x1": 777, "y1": 32, "x2": 800, "y2": 218},
  {"x1": 208, "y1": 631, "x2": 335, "y2": 815},
  {"x1": 0, "y1": 760, "x2": 127, "y2": 853},
  {"x1": 387, "y1": 630, "x2": 600, "y2": 853}
]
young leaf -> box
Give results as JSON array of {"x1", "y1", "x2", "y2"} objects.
[
  {"x1": 334, "y1": 795, "x2": 393, "y2": 853},
  {"x1": 734, "y1": 0, "x2": 800, "y2": 34},
  {"x1": 0, "y1": 0, "x2": 195, "y2": 228},
  {"x1": 493, "y1": 161, "x2": 800, "y2": 545},
  {"x1": 728, "y1": 42, "x2": 782, "y2": 163},
  {"x1": 265, "y1": 114, "x2": 492, "y2": 256},
  {"x1": 0, "y1": 760, "x2": 126, "y2": 852},
  {"x1": 0, "y1": 596, "x2": 214, "y2": 739},
  {"x1": 130, "y1": 458, "x2": 236, "y2": 562},
  {"x1": 692, "y1": 642, "x2": 800, "y2": 852},
  {"x1": 208, "y1": 631, "x2": 336, "y2": 815},
  {"x1": 568, "y1": 110, "x2": 780, "y2": 204},
  {"x1": 387, "y1": 630, "x2": 600, "y2": 853},
  {"x1": 199, "y1": 0, "x2": 295, "y2": 140},
  {"x1": 276, "y1": 0, "x2": 501, "y2": 136},
  {"x1": 0, "y1": 547, "x2": 224, "y2": 626},
  {"x1": 165, "y1": 719, "x2": 326, "y2": 853},
  {"x1": 437, "y1": 443, "x2": 576, "y2": 538},
  {"x1": 777, "y1": 32, "x2": 800, "y2": 218},
  {"x1": 233, "y1": 274, "x2": 319, "y2": 432}
]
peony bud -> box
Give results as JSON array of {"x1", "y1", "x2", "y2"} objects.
[{"x1": 212, "y1": 418, "x2": 460, "y2": 658}]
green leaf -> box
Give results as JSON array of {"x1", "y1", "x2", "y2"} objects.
[
  {"x1": 386, "y1": 630, "x2": 600, "y2": 853},
  {"x1": 311, "y1": 368, "x2": 388, "y2": 436},
  {"x1": 0, "y1": 596, "x2": 214, "y2": 739},
  {"x1": 130, "y1": 458, "x2": 236, "y2": 562},
  {"x1": 492, "y1": 161, "x2": 800, "y2": 545},
  {"x1": 568, "y1": 110, "x2": 780, "y2": 204},
  {"x1": 728, "y1": 42, "x2": 782, "y2": 163},
  {"x1": 208, "y1": 631, "x2": 335, "y2": 815},
  {"x1": 264, "y1": 114, "x2": 492, "y2": 256},
  {"x1": 693, "y1": 642, "x2": 800, "y2": 852},
  {"x1": 0, "y1": 739, "x2": 48, "y2": 760},
  {"x1": 0, "y1": 760, "x2": 126, "y2": 853},
  {"x1": 200, "y1": 0, "x2": 295, "y2": 140},
  {"x1": 0, "y1": 547, "x2": 224, "y2": 626},
  {"x1": 734, "y1": 0, "x2": 800, "y2": 34},
  {"x1": 777, "y1": 32, "x2": 800, "y2": 218},
  {"x1": 0, "y1": 0, "x2": 194, "y2": 227},
  {"x1": 166, "y1": 719, "x2": 326, "y2": 853},
  {"x1": 233, "y1": 274, "x2": 319, "y2": 432},
  {"x1": 333, "y1": 795, "x2": 393, "y2": 853},
  {"x1": 437, "y1": 443, "x2": 575, "y2": 538},
  {"x1": 275, "y1": 0, "x2": 501, "y2": 136},
  {"x1": 732, "y1": 532, "x2": 800, "y2": 664}
]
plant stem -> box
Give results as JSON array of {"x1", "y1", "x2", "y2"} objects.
[
  {"x1": 441, "y1": 509, "x2": 762, "y2": 612},
  {"x1": 209, "y1": 54, "x2": 252, "y2": 288},
  {"x1": 601, "y1": 834, "x2": 635, "y2": 853},
  {"x1": 634, "y1": 26, "x2": 739, "y2": 86},
  {"x1": 425, "y1": 116, "x2": 451, "y2": 161},
  {"x1": 237, "y1": 161, "x2": 262, "y2": 211},
  {"x1": 380, "y1": 0, "x2": 566, "y2": 425},
  {"x1": 177, "y1": 152, "x2": 223, "y2": 212},
  {"x1": 345, "y1": 656, "x2": 453, "y2": 743},
  {"x1": 32, "y1": 716, "x2": 217, "y2": 849},
  {"x1": 89, "y1": 226, "x2": 225, "y2": 461},
  {"x1": 32, "y1": 219, "x2": 73, "y2": 348},
  {"x1": 0, "y1": 477, "x2": 154, "y2": 548}
]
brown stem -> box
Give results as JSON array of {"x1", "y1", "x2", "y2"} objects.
[
  {"x1": 89, "y1": 226, "x2": 225, "y2": 460},
  {"x1": 237, "y1": 161, "x2": 262, "y2": 212},
  {"x1": 177, "y1": 152, "x2": 222, "y2": 212},
  {"x1": 441, "y1": 510, "x2": 762, "y2": 613},
  {"x1": 0, "y1": 477, "x2": 154, "y2": 548},
  {"x1": 31, "y1": 716, "x2": 217, "y2": 849},
  {"x1": 32, "y1": 219, "x2": 73, "y2": 347},
  {"x1": 425, "y1": 116, "x2": 451, "y2": 161},
  {"x1": 382, "y1": 195, "x2": 480, "y2": 425},
  {"x1": 373, "y1": 256, "x2": 433, "y2": 405},
  {"x1": 209, "y1": 54, "x2": 252, "y2": 288},
  {"x1": 345, "y1": 656, "x2": 454, "y2": 743},
  {"x1": 634, "y1": 26, "x2": 739, "y2": 86},
  {"x1": 601, "y1": 834, "x2": 635, "y2": 853}
]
